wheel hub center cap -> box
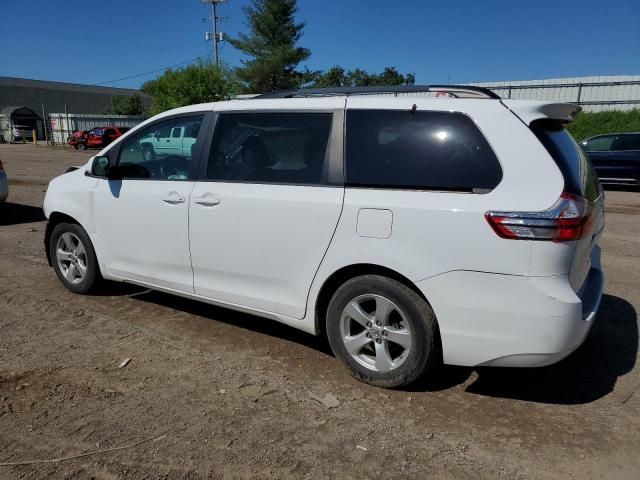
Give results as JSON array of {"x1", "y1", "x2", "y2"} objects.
[{"x1": 368, "y1": 325, "x2": 384, "y2": 339}]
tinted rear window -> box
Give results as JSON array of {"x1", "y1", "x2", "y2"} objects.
[
  {"x1": 345, "y1": 110, "x2": 502, "y2": 192},
  {"x1": 531, "y1": 120, "x2": 600, "y2": 201}
]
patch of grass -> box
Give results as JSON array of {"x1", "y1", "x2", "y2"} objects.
[{"x1": 568, "y1": 109, "x2": 640, "y2": 141}]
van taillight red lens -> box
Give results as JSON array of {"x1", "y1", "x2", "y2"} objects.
[{"x1": 485, "y1": 192, "x2": 592, "y2": 242}]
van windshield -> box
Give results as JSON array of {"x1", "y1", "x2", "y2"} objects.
[{"x1": 531, "y1": 120, "x2": 600, "y2": 201}]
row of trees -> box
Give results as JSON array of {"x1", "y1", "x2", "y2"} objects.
[{"x1": 126, "y1": 0, "x2": 415, "y2": 115}]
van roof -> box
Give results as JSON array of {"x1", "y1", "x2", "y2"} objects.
[{"x1": 156, "y1": 85, "x2": 582, "y2": 125}]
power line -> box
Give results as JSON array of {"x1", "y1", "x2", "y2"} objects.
[{"x1": 92, "y1": 57, "x2": 204, "y2": 86}]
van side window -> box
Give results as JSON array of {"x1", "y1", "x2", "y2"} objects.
[
  {"x1": 117, "y1": 116, "x2": 203, "y2": 180},
  {"x1": 345, "y1": 110, "x2": 502, "y2": 192},
  {"x1": 206, "y1": 113, "x2": 332, "y2": 185}
]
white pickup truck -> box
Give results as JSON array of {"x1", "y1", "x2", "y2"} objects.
[{"x1": 140, "y1": 124, "x2": 198, "y2": 161}]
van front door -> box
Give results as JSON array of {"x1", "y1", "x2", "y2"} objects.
[{"x1": 93, "y1": 114, "x2": 206, "y2": 292}]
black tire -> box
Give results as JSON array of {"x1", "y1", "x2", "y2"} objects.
[
  {"x1": 49, "y1": 222, "x2": 101, "y2": 294},
  {"x1": 326, "y1": 275, "x2": 438, "y2": 388},
  {"x1": 77, "y1": 143, "x2": 86, "y2": 151}
]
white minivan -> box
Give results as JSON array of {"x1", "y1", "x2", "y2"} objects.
[{"x1": 43, "y1": 85, "x2": 605, "y2": 388}]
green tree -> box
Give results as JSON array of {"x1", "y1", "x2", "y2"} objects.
[
  {"x1": 141, "y1": 61, "x2": 240, "y2": 115},
  {"x1": 109, "y1": 94, "x2": 145, "y2": 115},
  {"x1": 308, "y1": 66, "x2": 347, "y2": 88},
  {"x1": 229, "y1": 0, "x2": 310, "y2": 93},
  {"x1": 375, "y1": 67, "x2": 415, "y2": 87},
  {"x1": 308, "y1": 66, "x2": 416, "y2": 88}
]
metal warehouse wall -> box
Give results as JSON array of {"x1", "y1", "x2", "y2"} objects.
[
  {"x1": 469, "y1": 75, "x2": 640, "y2": 112},
  {"x1": 0, "y1": 77, "x2": 151, "y2": 116}
]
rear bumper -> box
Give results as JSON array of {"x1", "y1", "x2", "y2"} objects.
[{"x1": 416, "y1": 257, "x2": 604, "y2": 367}]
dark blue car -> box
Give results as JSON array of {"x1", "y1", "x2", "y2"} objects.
[{"x1": 581, "y1": 133, "x2": 640, "y2": 187}]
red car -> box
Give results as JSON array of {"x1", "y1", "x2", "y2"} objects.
[{"x1": 68, "y1": 126, "x2": 131, "y2": 150}]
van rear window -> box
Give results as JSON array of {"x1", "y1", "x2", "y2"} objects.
[
  {"x1": 531, "y1": 120, "x2": 600, "y2": 201},
  {"x1": 345, "y1": 110, "x2": 502, "y2": 192}
]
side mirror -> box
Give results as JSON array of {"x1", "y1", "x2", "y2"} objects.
[{"x1": 90, "y1": 156, "x2": 110, "y2": 177}]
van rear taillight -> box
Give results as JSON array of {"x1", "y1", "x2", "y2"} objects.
[{"x1": 485, "y1": 192, "x2": 592, "y2": 242}]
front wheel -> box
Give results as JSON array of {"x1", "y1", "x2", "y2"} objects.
[
  {"x1": 49, "y1": 222, "x2": 100, "y2": 294},
  {"x1": 326, "y1": 275, "x2": 438, "y2": 388}
]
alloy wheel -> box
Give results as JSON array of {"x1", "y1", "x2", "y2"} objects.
[
  {"x1": 56, "y1": 232, "x2": 88, "y2": 285},
  {"x1": 340, "y1": 294, "x2": 412, "y2": 373}
]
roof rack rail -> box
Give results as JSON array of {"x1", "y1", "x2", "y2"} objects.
[{"x1": 256, "y1": 84, "x2": 501, "y2": 100}]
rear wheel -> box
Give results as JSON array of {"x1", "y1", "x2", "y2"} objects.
[
  {"x1": 326, "y1": 275, "x2": 438, "y2": 388},
  {"x1": 77, "y1": 143, "x2": 86, "y2": 151},
  {"x1": 49, "y1": 222, "x2": 100, "y2": 294}
]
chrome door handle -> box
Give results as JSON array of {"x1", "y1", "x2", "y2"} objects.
[
  {"x1": 193, "y1": 195, "x2": 220, "y2": 207},
  {"x1": 162, "y1": 194, "x2": 185, "y2": 204}
]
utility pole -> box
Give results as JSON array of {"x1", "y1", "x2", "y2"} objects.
[{"x1": 201, "y1": 0, "x2": 226, "y2": 66}]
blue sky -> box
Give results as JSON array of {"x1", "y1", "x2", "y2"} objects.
[{"x1": 1, "y1": 0, "x2": 639, "y2": 89}]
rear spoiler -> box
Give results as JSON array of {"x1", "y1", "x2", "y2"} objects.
[{"x1": 501, "y1": 100, "x2": 582, "y2": 125}]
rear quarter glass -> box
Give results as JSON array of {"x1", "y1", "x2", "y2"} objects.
[
  {"x1": 345, "y1": 110, "x2": 503, "y2": 192},
  {"x1": 531, "y1": 120, "x2": 600, "y2": 201}
]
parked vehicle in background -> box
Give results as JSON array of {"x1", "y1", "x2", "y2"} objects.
[
  {"x1": 139, "y1": 122, "x2": 199, "y2": 163},
  {"x1": 581, "y1": 132, "x2": 640, "y2": 186},
  {"x1": 67, "y1": 130, "x2": 89, "y2": 150},
  {"x1": 11, "y1": 125, "x2": 33, "y2": 141},
  {"x1": 69, "y1": 127, "x2": 131, "y2": 150},
  {"x1": 42, "y1": 86, "x2": 605, "y2": 388},
  {"x1": 0, "y1": 159, "x2": 8, "y2": 202}
]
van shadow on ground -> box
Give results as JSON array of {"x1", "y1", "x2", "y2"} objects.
[
  {"x1": 97, "y1": 282, "x2": 335, "y2": 356},
  {"x1": 0, "y1": 202, "x2": 45, "y2": 226},
  {"x1": 99, "y1": 282, "x2": 637, "y2": 406}
]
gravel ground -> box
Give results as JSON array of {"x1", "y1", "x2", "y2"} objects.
[{"x1": 0, "y1": 143, "x2": 639, "y2": 479}]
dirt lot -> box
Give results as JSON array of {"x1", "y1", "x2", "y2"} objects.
[{"x1": 0, "y1": 143, "x2": 638, "y2": 479}]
